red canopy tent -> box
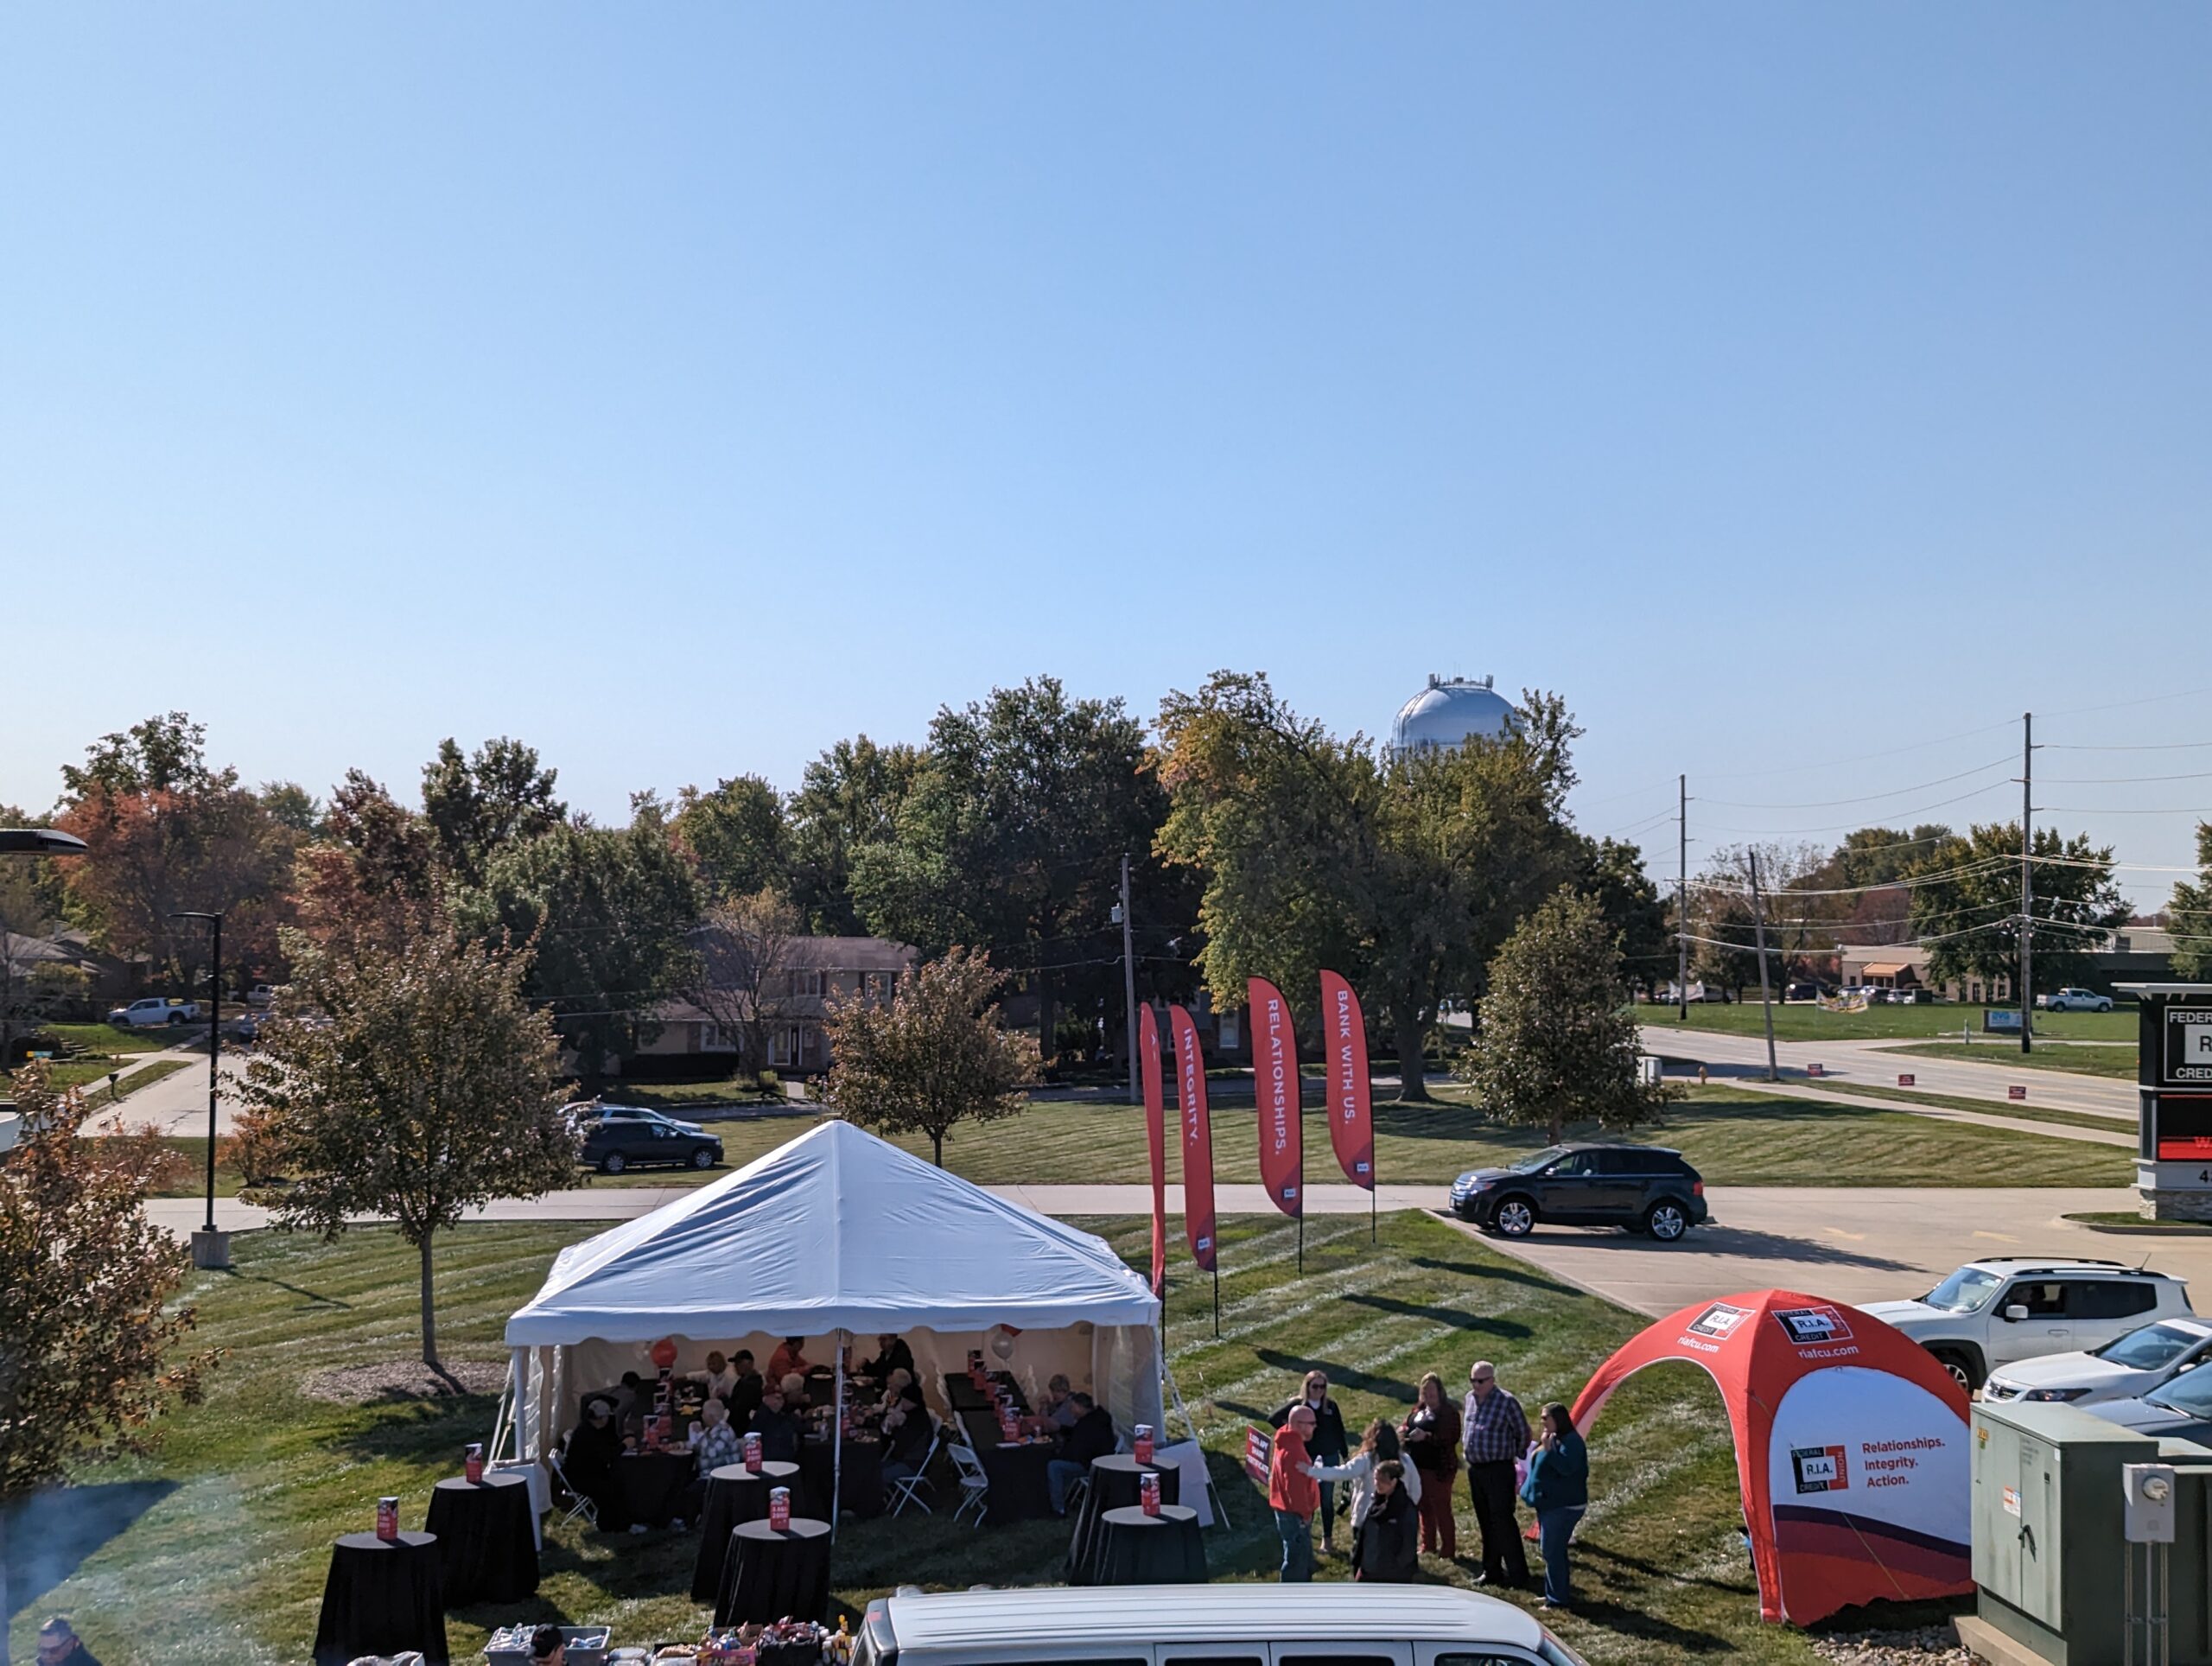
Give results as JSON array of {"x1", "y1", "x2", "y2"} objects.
[{"x1": 1570, "y1": 1288, "x2": 1973, "y2": 1625}]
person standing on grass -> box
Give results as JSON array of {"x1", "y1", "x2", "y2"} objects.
[
  {"x1": 1270, "y1": 1370, "x2": 1350, "y2": 1554},
  {"x1": 1268, "y1": 1403, "x2": 1321, "y2": 1580},
  {"x1": 1400, "y1": 1371, "x2": 1461, "y2": 1557},
  {"x1": 1355, "y1": 1460, "x2": 1421, "y2": 1583},
  {"x1": 1461, "y1": 1359, "x2": 1532, "y2": 1588},
  {"x1": 1306, "y1": 1417, "x2": 1423, "y2": 1554},
  {"x1": 1521, "y1": 1402, "x2": 1589, "y2": 1610}
]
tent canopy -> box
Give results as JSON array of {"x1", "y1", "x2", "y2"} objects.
[{"x1": 505, "y1": 1117, "x2": 1160, "y2": 1345}]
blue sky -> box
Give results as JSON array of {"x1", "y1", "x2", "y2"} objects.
[{"x1": 3, "y1": 4, "x2": 2207, "y2": 906}]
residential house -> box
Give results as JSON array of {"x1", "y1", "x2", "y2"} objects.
[{"x1": 625, "y1": 936, "x2": 918, "y2": 1078}]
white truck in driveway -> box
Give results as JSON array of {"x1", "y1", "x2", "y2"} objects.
[{"x1": 106, "y1": 997, "x2": 201, "y2": 1028}]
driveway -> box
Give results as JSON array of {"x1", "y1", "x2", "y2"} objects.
[
  {"x1": 1643, "y1": 1025, "x2": 2135, "y2": 1121},
  {"x1": 91, "y1": 1044, "x2": 245, "y2": 1136},
  {"x1": 1455, "y1": 1186, "x2": 2212, "y2": 1318}
]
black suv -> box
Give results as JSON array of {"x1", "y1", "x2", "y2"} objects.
[
  {"x1": 1448, "y1": 1143, "x2": 1708, "y2": 1242},
  {"x1": 578, "y1": 1111, "x2": 724, "y2": 1174}
]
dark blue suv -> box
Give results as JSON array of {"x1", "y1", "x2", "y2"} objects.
[{"x1": 1449, "y1": 1143, "x2": 1708, "y2": 1242}]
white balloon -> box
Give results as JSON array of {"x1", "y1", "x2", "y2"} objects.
[{"x1": 990, "y1": 1333, "x2": 1014, "y2": 1361}]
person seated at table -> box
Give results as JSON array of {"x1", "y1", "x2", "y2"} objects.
[
  {"x1": 859, "y1": 1332, "x2": 915, "y2": 1380},
  {"x1": 879, "y1": 1367, "x2": 925, "y2": 1413},
  {"x1": 748, "y1": 1385, "x2": 804, "y2": 1463},
  {"x1": 530, "y1": 1625, "x2": 568, "y2": 1666},
  {"x1": 1046, "y1": 1392, "x2": 1117, "y2": 1515},
  {"x1": 609, "y1": 1370, "x2": 648, "y2": 1438},
  {"x1": 691, "y1": 1350, "x2": 741, "y2": 1403},
  {"x1": 767, "y1": 1336, "x2": 812, "y2": 1382},
  {"x1": 879, "y1": 1402, "x2": 936, "y2": 1491},
  {"x1": 561, "y1": 1399, "x2": 625, "y2": 1527},
  {"x1": 779, "y1": 1370, "x2": 810, "y2": 1410},
  {"x1": 680, "y1": 1397, "x2": 742, "y2": 1518},
  {"x1": 1039, "y1": 1373, "x2": 1081, "y2": 1430}
]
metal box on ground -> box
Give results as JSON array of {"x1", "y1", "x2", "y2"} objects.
[{"x1": 1970, "y1": 1401, "x2": 2212, "y2": 1666}]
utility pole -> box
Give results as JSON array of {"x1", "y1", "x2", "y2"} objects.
[
  {"x1": 2020, "y1": 711, "x2": 2034, "y2": 1056},
  {"x1": 1677, "y1": 775, "x2": 1689, "y2": 1020},
  {"x1": 1748, "y1": 849, "x2": 1779, "y2": 1083},
  {"x1": 1119, "y1": 852, "x2": 1139, "y2": 1105}
]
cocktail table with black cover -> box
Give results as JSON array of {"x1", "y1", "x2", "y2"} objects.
[
  {"x1": 608, "y1": 1449, "x2": 692, "y2": 1530},
  {"x1": 690, "y1": 1460, "x2": 801, "y2": 1603},
  {"x1": 1066, "y1": 1455, "x2": 1181, "y2": 1581},
  {"x1": 714, "y1": 1516, "x2": 833, "y2": 1625},
  {"x1": 313, "y1": 1531, "x2": 449, "y2": 1666},
  {"x1": 1091, "y1": 1504, "x2": 1206, "y2": 1586},
  {"x1": 425, "y1": 1472, "x2": 538, "y2": 1605},
  {"x1": 972, "y1": 1436, "x2": 1056, "y2": 1524}
]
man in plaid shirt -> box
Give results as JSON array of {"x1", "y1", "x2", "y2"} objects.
[{"x1": 1462, "y1": 1360, "x2": 1531, "y2": 1587}]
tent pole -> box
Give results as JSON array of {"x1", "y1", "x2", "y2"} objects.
[
  {"x1": 832, "y1": 1333, "x2": 846, "y2": 1545},
  {"x1": 1297, "y1": 1215, "x2": 1303, "y2": 1276},
  {"x1": 1211, "y1": 1267, "x2": 1219, "y2": 1339}
]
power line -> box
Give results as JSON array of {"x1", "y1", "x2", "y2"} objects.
[
  {"x1": 1692, "y1": 756, "x2": 2015, "y2": 812},
  {"x1": 2038, "y1": 770, "x2": 2212, "y2": 785},
  {"x1": 1690, "y1": 779, "x2": 2019, "y2": 839}
]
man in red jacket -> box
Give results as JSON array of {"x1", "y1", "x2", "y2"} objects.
[{"x1": 1268, "y1": 1404, "x2": 1319, "y2": 1581}]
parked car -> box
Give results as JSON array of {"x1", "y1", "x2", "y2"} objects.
[
  {"x1": 1449, "y1": 1143, "x2": 1708, "y2": 1242},
  {"x1": 1900, "y1": 988, "x2": 1939, "y2": 1005},
  {"x1": 245, "y1": 983, "x2": 277, "y2": 1008},
  {"x1": 582, "y1": 1101, "x2": 708, "y2": 1136},
  {"x1": 222, "y1": 1010, "x2": 265, "y2": 1044},
  {"x1": 575, "y1": 1107, "x2": 722, "y2": 1173},
  {"x1": 2087, "y1": 1359, "x2": 2212, "y2": 1447},
  {"x1": 1860, "y1": 1259, "x2": 2195, "y2": 1391},
  {"x1": 106, "y1": 997, "x2": 200, "y2": 1028},
  {"x1": 1981, "y1": 1316, "x2": 2212, "y2": 1405},
  {"x1": 2044, "y1": 988, "x2": 2113, "y2": 1014},
  {"x1": 1784, "y1": 982, "x2": 1821, "y2": 1003}
]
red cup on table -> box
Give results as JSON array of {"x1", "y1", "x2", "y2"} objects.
[{"x1": 768, "y1": 1485, "x2": 791, "y2": 1530}]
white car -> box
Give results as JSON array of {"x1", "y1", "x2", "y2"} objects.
[
  {"x1": 105, "y1": 997, "x2": 200, "y2": 1028},
  {"x1": 2043, "y1": 987, "x2": 2113, "y2": 1014},
  {"x1": 1981, "y1": 1316, "x2": 2212, "y2": 1405},
  {"x1": 1859, "y1": 1258, "x2": 2195, "y2": 1391}
]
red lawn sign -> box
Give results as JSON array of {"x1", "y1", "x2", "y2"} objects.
[{"x1": 1244, "y1": 1425, "x2": 1274, "y2": 1485}]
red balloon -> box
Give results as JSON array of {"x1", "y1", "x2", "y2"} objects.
[{"x1": 650, "y1": 1337, "x2": 678, "y2": 1370}]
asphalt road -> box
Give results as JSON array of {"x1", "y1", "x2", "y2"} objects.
[
  {"x1": 1459, "y1": 1186, "x2": 2212, "y2": 1318},
  {"x1": 1643, "y1": 1025, "x2": 2136, "y2": 1121}
]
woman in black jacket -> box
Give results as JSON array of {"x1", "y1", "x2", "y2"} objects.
[
  {"x1": 1271, "y1": 1370, "x2": 1351, "y2": 1553},
  {"x1": 1356, "y1": 1461, "x2": 1421, "y2": 1582}
]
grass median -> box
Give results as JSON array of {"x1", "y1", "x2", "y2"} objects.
[
  {"x1": 11, "y1": 1211, "x2": 1923, "y2": 1666},
  {"x1": 1880, "y1": 1040, "x2": 2139, "y2": 1081},
  {"x1": 1640, "y1": 1002, "x2": 2133, "y2": 1045}
]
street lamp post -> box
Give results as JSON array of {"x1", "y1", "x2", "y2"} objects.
[{"x1": 169, "y1": 910, "x2": 230, "y2": 1269}]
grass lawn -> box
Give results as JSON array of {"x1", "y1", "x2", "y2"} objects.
[
  {"x1": 7, "y1": 1057, "x2": 192, "y2": 1100},
  {"x1": 41, "y1": 1021, "x2": 188, "y2": 1056},
  {"x1": 605, "y1": 1079, "x2": 785, "y2": 1112},
  {"x1": 8, "y1": 1212, "x2": 1933, "y2": 1666},
  {"x1": 1640, "y1": 1002, "x2": 2134, "y2": 1045},
  {"x1": 1881, "y1": 1040, "x2": 2139, "y2": 1081},
  {"x1": 1784, "y1": 1078, "x2": 2134, "y2": 1136},
  {"x1": 426, "y1": 1083, "x2": 2129, "y2": 1197}
]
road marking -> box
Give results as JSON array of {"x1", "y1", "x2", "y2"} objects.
[{"x1": 1973, "y1": 1230, "x2": 2019, "y2": 1243}]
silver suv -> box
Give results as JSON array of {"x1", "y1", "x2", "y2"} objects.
[{"x1": 1861, "y1": 1258, "x2": 2194, "y2": 1391}]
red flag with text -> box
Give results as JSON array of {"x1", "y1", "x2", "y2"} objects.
[
  {"x1": 1319, "y1": 970, "x2": 1374, "y2": 1188},
  {"x1": 1170, "y1": 1004, "x2": 1216, "y2": 1272},
  {"x1": 1249, "y1": 976, "x2": 1303, "y2": 1218},
  {"x1": 1141, "y1": 1003, "x2": 1166, "y2": 1294}
]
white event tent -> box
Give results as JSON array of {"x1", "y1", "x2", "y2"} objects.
[{"x1": 499, "y1": 1118, "x2": 1164, "y2": 1472}]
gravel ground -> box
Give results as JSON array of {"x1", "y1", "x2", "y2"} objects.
[
  {"x1": 1814, "y1": 1625, "x2": 1980, "y2": 1666},
  {"x1": 301, "y1": 1358, "x2": 507, "y2": 1403}
]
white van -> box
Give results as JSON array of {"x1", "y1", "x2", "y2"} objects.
[{"x1": 855, "y1": 1585, "x2": 1589, "y2": 1666}]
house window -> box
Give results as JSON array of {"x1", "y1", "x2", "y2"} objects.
[
  {"x1": 697, "y1": 1022, "x2": 721, "y2": 1051},
  {"x1": 789, "y1": 970, "x2": 828, "y2": 998},
  {"x1": 1217, "y1": 1012, "x2": 1241, "y2": 1050}
]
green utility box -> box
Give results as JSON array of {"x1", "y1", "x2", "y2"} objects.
[{"x1": 1971, "y1": 1401, "x2": 2212, "y2": 1665}]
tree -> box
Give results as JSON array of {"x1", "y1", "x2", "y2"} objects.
[
  {"x1": 0, "y1": 818, "x2": 71, "y2": 1059},
  {"x1": 1906, "y1": 823, "x2": 2129, "y2": 995},
  {"x1": 673, "y1": 775, "x2": 791, "y2": 903},
  {"x1": 1452, "y1": 888, "x2": 1670, "y2": 1143},
  {"x1": 421, "y1": 736, "x2": 567, "y2": 887},
  {"x1": 849, "y1": 677, "x2": 1180, "y2": 1061},
  {"x1": 291, "y1": 769, "x2": 442, "y2": 957},
  {"x1": 822, "y1": 946, "x2": 1037, "y2": 1165},
  {"x1": 1576, "y1": 836, "x2": 1671, "y2": 998},
  {"x1": 59, "y1": 710, "x2": 215, "y2": 799},
  {"x1": 679, "y1": 888, "x2": 804, "y2": 1074},
  {"x1": 785, "y1": 736, "x2": 926, "y2": 935},
  {"x1": 2168, "y1": 822, "x2": 2212, "y2": 982},
  {"x1": 1155, "y1": 671, "x2": 1580, "y2": 1098},
  {"x1": 456, "y1": 807, "x2": 702, "y2": 1076},
  {"x1": 1, "y1": 1063, "x2": 219, "y2": 1649},
  {"x1": 237, "y1": 924, "x2": 579, "y2": 1369}
]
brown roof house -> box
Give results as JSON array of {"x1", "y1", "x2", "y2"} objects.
[{"x1": 628, "y1": 932, "x2": 918, "y2": 1080}]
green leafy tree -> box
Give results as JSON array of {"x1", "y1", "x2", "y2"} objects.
[
  {"x1": 1453, "y1": 887, "x2": 1671, "y2": 1143},
  {"x1": 257, "y1": 780, "x2": 323, "y2": 834},
  {"x1": 785, "y1": 736, "x2": 926, "y2": 934},
  {"x1": 58, "y1": 711, "x2": 215, "y2": 799},
  {"x1": 849, "y1": 677, "x2": 1179, "y2": 1060},
  {"x1": 1156, "y1": 671, "x2": 1580, "y2": 1099},
  {"x1": 2168, "y1": 822, "x2": 2212, "y2": 982},
  {"x1": 458, "y1": 808, "x2": 702, "y2": 1077},
  {"x1": 1576, "y1": 836, "x2": 1670, "y2": 998},
  {"x1": 293, "y1": 769, "x2": 443, "y2": 956},
  {"x1": 674, "y1": 774, "x2": 791, "y2": 903},
  {"x1": 237, "y1": 924, "x2": 579, "y2": 1369},
  {"x1": 1906, "y1": 823, "x2": 2128, "y2": 995},
  {"x1": 822, "y1": 946, "x2": 1037, "y2": 1165},
  {"x1": 421, "y1": 735, "x2": 567, "y2": 887},
  {"x1": 1, "y1": 1064, "x2": 219, "y2": 1647}
]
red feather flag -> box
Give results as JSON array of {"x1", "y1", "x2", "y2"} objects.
[
  {"x1": 1320, "y1": 970, "x2": 1374, "y2": 1188},
  {"x1": 1141, "y1": 1003, "x2": 1166, "y2": 1294},
  {"x1": 1249, "y1": 976, "x2": 1303, "y2": 1218},
  {"x1": 1170, "y1": 1005, "x2": 1216, "y2": 1272}
]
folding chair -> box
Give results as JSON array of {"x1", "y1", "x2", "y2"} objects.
[
  {"x1": 546, "y1": 1448, "x2": 598, "y2": 1529},
  {"x1": 885, "y1": 1431, "x2": 941, "y2": 1518},
  {"x1": 946, "y1": 1443, "x2": 991, "y2": 1527}
]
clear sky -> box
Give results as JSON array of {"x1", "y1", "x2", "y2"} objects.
[{"x1": 3, "y1": 4, "x2": 2207, "y2": 906}]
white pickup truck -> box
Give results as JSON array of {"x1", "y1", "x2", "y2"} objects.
[{"x1": 106, "y1": 997, "x2": 202, "y2": 1028}]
